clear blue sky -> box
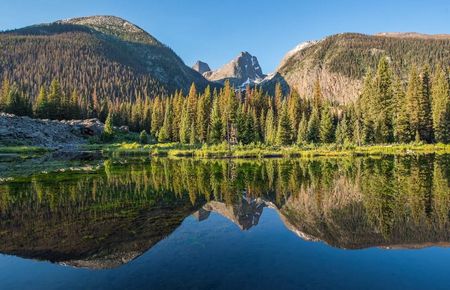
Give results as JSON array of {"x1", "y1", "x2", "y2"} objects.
[{"x1": 1, "y1": 0, "x2": 449, "y2": 72}]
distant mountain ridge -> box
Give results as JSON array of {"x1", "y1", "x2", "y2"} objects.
[
  {"x1": 0, "y1": 15, "x2": 210, "y2": 101},
  {"x1": 264, "y1": 32, "x2": 450, "y2": 103},
  {"x1": 201, "y1": 51, "x2": 266, "y2": 87}
]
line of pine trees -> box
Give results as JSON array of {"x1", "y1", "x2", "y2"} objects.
[{"x1": 0, "y1": 57, "x2": 449, "y2": 145}]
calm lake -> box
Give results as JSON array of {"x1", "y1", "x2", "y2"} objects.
[{"x1": 1, "y1": 155, "x2": 450, "y2": 290}]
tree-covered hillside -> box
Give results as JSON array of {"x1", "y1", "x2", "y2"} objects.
[
  {"x1": 270, "y1": 33, "x2": 450, "y2": 103},
  {"x1": 0, "y1": 16, "x2": 210, "y2": 103}
]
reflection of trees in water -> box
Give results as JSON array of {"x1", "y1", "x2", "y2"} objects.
[{"x1": 0, "y1": 155, "x2": 449, "y2": 265}]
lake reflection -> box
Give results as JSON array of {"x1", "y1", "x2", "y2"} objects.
[{"x1": 0, "y1": 155, "x2": 450, "y2": 289}]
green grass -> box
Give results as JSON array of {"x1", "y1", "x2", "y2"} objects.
[
  {"x1": 84, "y1": 141, "x2": 450, "y2": 159},
  {"x1": 0, "y1": 146, "x2": 50, "y2": 155}
]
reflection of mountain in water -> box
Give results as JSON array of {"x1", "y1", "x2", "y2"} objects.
[
  {"x1": 0, "y1": 155, "x2": 449, "y2": 268},
  {"x1": 195, "y1": 197, "x2": 265, "y2": 230},
  {"x1": 0, "y1": 199, "x2": 199, "y2": 269}
]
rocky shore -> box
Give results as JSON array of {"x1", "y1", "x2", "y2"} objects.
[{"x1": 0, "y1": 113, "x2": 105, "y2": 148}]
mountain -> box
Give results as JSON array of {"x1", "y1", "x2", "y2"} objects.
[
  {"x1": 0, "y1": 15, "x2": 210, "y2": 101},
  {"x1": 203, "y1": 51, "x2": 266, "y2": 87},
  {"x1": 192, "y1": 60, "x2": 211, "y2": 74},
  {"x1": 265, "y1": 32, "x2": 450, "y2": 103}
]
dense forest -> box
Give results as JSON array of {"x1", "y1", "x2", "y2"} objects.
[{"x1": 0, "y1": 57, "x2": 449, "y2": 145}]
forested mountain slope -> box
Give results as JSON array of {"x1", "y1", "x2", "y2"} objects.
[{"x1": 0, "y1": 16, "x2": 210, "y2": 101}]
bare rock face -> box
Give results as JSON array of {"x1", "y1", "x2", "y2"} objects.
[
  {"x1": 204, "y1": 51, "x2": 266, "y2": 87},
  {"x1": 0, "y1": 113, "x2": 104, "y2": 148},
  {"x1": 192, "y1": 61, "x2": 211, "y2": 75}
]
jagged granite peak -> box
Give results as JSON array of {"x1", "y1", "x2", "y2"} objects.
[
  {"x1": 192, "y1": 61, "x2": 211, "y2": 74},
  {"x1": 56, "y1": 15, "x2": 161, "y2": 45},
  {"x1": 204, "y1": 51, "x2": 266, "y2": 87}
]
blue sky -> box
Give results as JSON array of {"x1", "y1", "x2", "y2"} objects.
[{"x1": 0, "y1": 0, "x2": 449, "y2": 72}]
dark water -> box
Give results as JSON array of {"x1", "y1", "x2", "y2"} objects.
[{"x1": 0, "y1": 155, "x2": 450, "y2": 290}]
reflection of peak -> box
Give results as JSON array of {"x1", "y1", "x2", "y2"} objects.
[
  {"x1": 198, "y1": 197, "x2": 266, "y2": 230},
  {"x1": 192, "y1": 208, "x2": 211, "y2": 222}
]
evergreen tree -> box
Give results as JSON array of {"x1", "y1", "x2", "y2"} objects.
[
  {"x1": 335, "y1": 117, "x2": 349, "y2": 145},
  {"x1": 158, "y1": 98, "x2": 173, "y2": 142},
  {"x1": 70, "y1": 89, "x2": 80, "y2": 119},
  {"x1": 47, "y1": 79, "x2": 63, "y2": 119},
  {"x1": 264, "y1": 107, "x2": 276, "y2": 145},
  {"x1": 150, "y1": 97, "x2": 161, "y2": 138},
  {"x1": 5, "y1": 86, "x2": 32, "y2": 116},
  {"x1": 276, "y1": 101, "x2": 293, "y2": 145},
  {"x1": 432, "y1": 67, "x2": 450, "y2": 143},
  {"x1": 102, "y1": 111, "x2": 114, "y2": 141},
  {"x1": 0, "y1": 77, "x2": 10, "y2": 111},
  {"x1": 419, "y1": 65, "x2": 434, "y2": 142},
  {"x1": 320, "y1": 105, "x2": 335, "y2": 143},
  {"x1": 209, "y1": 98, "x2": 222, "y2": 144},
  {"x1": 307, "y1": 108, "x2": 320, "y2": 143},
  {"x1": 139, "y1": 130, "x2": 148, "y2": 144},
  {"x1": 373, "y1": 56, "x2": 394, "y2": 143},
  {"x1": 179, "y1": 106, "x2": 190, "y2": 144},
  {"x1": 406, "y1": 66, "x2": 433, "y2": 142},
  {"x1": 196, "y1": 86, "x2": 211, "y2": 143},
  {"x1": 34, "y1": 86, "x2": 49, "y2": 118},
  {"x1": 296, "y1": 112, "x2": 308, "y2": 145},
  {"x1": 189, "y1": 123, "x2": 196, "y2": 144}
]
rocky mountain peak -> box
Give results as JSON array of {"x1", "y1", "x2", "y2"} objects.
[
  {"x1": 203, "y1": 51, "x2": 266, "y2": 87},
  {"x1": 192, "y1": 61, "x2": 211, "y2": 75}
]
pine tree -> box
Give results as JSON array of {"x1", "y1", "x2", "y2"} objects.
[
  {"x1": 0, "y1": 77, "x2": 10, "y2": 111},
  {"x1": 406, "y1": 65, "x2": 433, "y2": 142},
  {"x1": 373, "y1": 56, "x2": 394, "y2": 143},
  {"x1": 150, "y1": 97, "x2": 161, "y2": 138},
  {"x1": 189, "y1": 123, "x2": 196, "y2": 144},
  {"x1": 196, "y1": 86, "x2": 211, "y2": 143},
  {"x1": 288, "y1": 90, "x2": 301, "y2": 140},
  {"x1": 274, "y1": 82, "x2": 283, "y2": 115},
  {"x1": 5, "y1": 86, "x2": 32, "y2": 116},
  {"x1": 276, "y1": 101, "x2": 292, "y2": 145},
  {"x1": 432, "y1": 67, "x2": 450, "y2": 143},
  {"x1": 103, "y1": 111, "x2": 114, "y2": 141},
  {"x1": 179, "y1": 106, "x2": 190, "y2": 144},
  {"x1": 393, "y1": 76, "x2": 412, "y2": 142},
  {"x1": 158, "y1": 98, "x2": 173, "y2": 142},
  {"x1": 320, "y1": 105, "x2": 335, "y2": 143},
  {"x1": 139, "y1": 130, "x2": 148, "y2": 144},
  {"x1": 209, "y1": 97, "x2": 222, "y2": 144},
  {"x1": 335, "y1": 117, "x2": 349, "y2": 145},
  {"x1": 419, "y1": 65, "x2": 434, "y2": 142},
  {"x1": 264, "y1": 107, "x2": 276, "y2": 145},
  {"x1": 34, "y1": 86, "x2": 49, "y2": 118},
  {"x1": 307, "y1": 108, "x2": 320, "y2": 143},
  {"x1": 296, "y1": 112, "x2": 308, "y2": 145},
  {"x1": 47, "y1": 79, "x2": 63, "y2": 119},
  {"x1": 70, "y1": 89, "x2": 80, "y2": 119}
]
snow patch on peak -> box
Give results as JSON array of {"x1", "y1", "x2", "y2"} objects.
[{"x1": 278, "y1": 40, "x2": 319, "y2": 69}]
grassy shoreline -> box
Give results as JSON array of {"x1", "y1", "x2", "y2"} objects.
[
  {"x1": 2, "y1": 142, "x2": 450, "y2": 160},
  {"x1": 86, "y1": 142, "x2": 450, "y2": 158}
]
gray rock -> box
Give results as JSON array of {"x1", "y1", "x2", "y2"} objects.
[{"x1": 0, "y1": 113, "x2": 105, "y2": 148}]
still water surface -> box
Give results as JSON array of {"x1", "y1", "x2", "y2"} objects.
[{"x1": 0, "y1": 155, "x2": 449, "y2": 290}]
